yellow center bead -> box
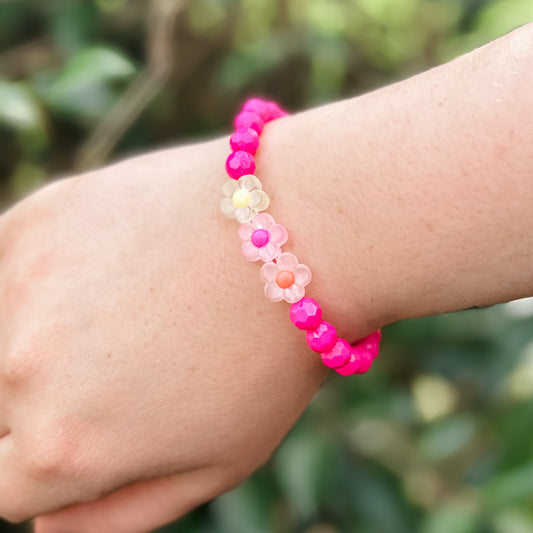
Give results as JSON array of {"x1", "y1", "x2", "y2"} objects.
[{"x1": 232, "y1": 189, "x2": 251, "y2": 208}]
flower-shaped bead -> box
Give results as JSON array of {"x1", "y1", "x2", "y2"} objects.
[
  {"x1": 221, "y1": 175, "x2": 270, "y2": 224},
  {"x1": 239, "y1": 213, "x2": 288, "y2": 262},
  {"x1": 260, "y1": 252, "x2": 311, "y2": 304}
]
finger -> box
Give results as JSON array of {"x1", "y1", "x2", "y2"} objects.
[
  {"x1": 0, "y1": 433, "x2": 29, "y2": 523},
  {"x1": 33, "y1": 466, "x2": 229, "y2": 533}
]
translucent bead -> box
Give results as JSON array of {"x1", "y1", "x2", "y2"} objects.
[
  {"x1": 234, "y1": 111, "x2": 264, "y2": 134},
  {"x1": 261, "y1": 252, "x2": 311, "y2": 303},
  {"x1": 230, "y1": 127, "x2": 259, "y2": 155},
  {"x1": 221, "y1": 175, "x2": 269, "y2": 223},
  {"x1": 239, "y1": 213, "x2": 288, "y2": 262},
  {"x1": 232, "y1": 188, "x2": 251, "y2": 208},
  {"x1": 305, "y1": 321, "x2": 337, "y2": 353},
  {"x1": 251, "y1": 228, "x2": 270, "y2": 248},
  {"x1": 226, "y1": 151, "x2": 256, "y2": 180},
  {"x1": 276, "y1": 270, "x2": 295, "y2": 289},
  {"x1": 289, "y1": 297, "x2": 322, "y2": 330},
  {"x1": 321, "y1": 338, "x2": 351, "y2": 369}
]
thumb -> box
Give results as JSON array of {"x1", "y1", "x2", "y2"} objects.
[{"x1": 33, "y1": 467, "x2": 226, "y2": 533}]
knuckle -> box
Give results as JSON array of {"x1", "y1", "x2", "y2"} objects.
[
  {"x1": 2, "y1": 341, "x2": 42, "y2": 386},
  {"x1": 24, "y1": 439, "x2": 63, "y2": 480},
  {"x1": 27, "y1": 417, "x2": 89, "y2": 483}
]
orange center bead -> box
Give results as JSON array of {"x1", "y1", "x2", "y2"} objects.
[{"x1": 276, "y1": 270, "x2": 295, "y2": 289}]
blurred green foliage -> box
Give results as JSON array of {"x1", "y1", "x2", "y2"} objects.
[{"x1": 1, "y1": 1, "x2": 533, "y2": 532}]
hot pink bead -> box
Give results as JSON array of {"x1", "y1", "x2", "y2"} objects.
[
  {"x1": 346, "y1": 330, "x2": 381, "y2": 363},
  {"x1": 290, "y1": 297, "x2": 322, "y2": 330},
  {"x1": 243, "y1": 98, "x2": 270, "y2": 119},
  {"x1": 234, "y1": 111, "x2": 264, "y2": 134},
  {"x1": 264, "y1": 101, "x2": 287, "y2": 121},
  {"x1": 251, "y1": 228, "x2": 270, "y2": 248},
  {"x1": 230, "y1": 127, "x2": 260, "y2": 155},
  {"x1": 225, "y1": 151, "x2": 256, "y2": 180},
  {"x1": 306, "y1": 321, "x2": 337, "y2": 353},
  {"x1": 321, "y1": 338, "x2": 351, "y2": 369},
  {"x1": 335, "y1": 347, "x2": 371, "y2": 376},
  {"x1": 356, "y1": 330, "x2": 382, "y2": 359}
]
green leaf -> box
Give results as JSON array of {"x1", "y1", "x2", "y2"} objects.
[
  {"x1": 420, "y1": 504, "x2": 478, "y2": 533},
  {"x1": 484, "y1": 462, "x2": 533, "y2": 509},
  {"x1": 418, "y1": 414, "x2": 477, "y2": 461},
  {"x1": 274, "y1": 429, "x2": 331, "y2": 520},
  {"x1": 9, "y1": 162, "x2": 46, "y2": 199},
  {"x1": 37, "y1": 46, "x2": 136, "y2": 122},
  {"x1": 0, "y1": 80, "x2": 44, "y2": 132},
  {"x1": 474, "y1": 0, "x2": 533, "y2": 41},
  {"x1": 491, "y1": 508, "x2": 533, "y2": 533},
  {"x1": 48, "y1": 46, "x2": 136, "y2": 92}
]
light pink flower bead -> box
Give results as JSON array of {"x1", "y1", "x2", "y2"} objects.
[
  {"x1": 260, "y1": 252, "x2": 312, "y2": 304},
  {"x1": 239, "y1": 213, "x2": 288, "y2": 262}
]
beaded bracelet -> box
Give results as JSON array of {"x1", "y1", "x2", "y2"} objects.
[{"x1": 221, "y1": 98, "x2": 381, "y2": 375}]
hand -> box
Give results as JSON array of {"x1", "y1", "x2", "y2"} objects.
[{"x1": 0, "y1": 138, "x2": 330, "y2": 532}]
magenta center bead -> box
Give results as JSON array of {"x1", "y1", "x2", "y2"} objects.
[
  {"x1": 251, "y1": 228, "x2": 270, "y2": 248},
  {"x1": 289, "y1": 297, "x2": 322, "y2": 330}
]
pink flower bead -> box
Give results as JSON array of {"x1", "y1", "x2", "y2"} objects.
[
  {"x1": 306, "y1": 321, "x2": 337, "y2": 353},
  {"x1": 261, "y1": 252, "x2": 312, "y2": 304},
  {"x1": 234, "y1": 111, "x2": 264, "y2": 134},
  {"x1": 239, "y1": 213, "x2": 288, "y2": 262},
  {"x1": 226, "y1": 151, "x2": 256, "y2": 180},
  {"x1": 321, "y1": 338, "x2": 351, "y2": 369},
  {"x1": 289, "y1": 297, "x2": 322, "y2": 330},
  {"x1": 230, "y1": 127, "x2": 260, "y2": 155}
]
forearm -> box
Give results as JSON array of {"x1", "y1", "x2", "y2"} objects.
[{"x1": 257, "y1": 23, "x2": 533, "y2": 335}]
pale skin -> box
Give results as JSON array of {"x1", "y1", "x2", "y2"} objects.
[{"x1": 0, "y1": 22, "x2": 531, "y2": 533}]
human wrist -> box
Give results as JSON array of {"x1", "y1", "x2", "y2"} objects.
[
  {"x1": 254, "y1": 25, "x2": 533, "y2": 331},
  {"x1": 252, "y1": 109, "x2": 384, "y2": 341}
]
